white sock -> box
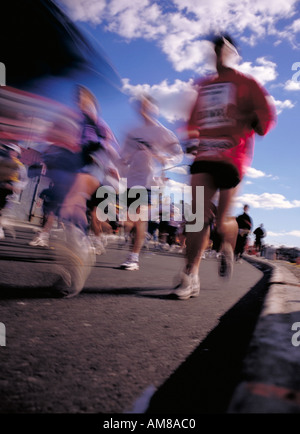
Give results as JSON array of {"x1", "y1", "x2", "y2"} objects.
[
  {"x1": 130, "y1": 252, "x2": 139, "y2": 262},
  {"x1": 40, "y1": 231, "x2": 49, "y2": 239}
]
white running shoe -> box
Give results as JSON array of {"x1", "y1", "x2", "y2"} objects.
[
  {"x1": 172, "y1": 271, "x2": 200, "y2": 300},
  {"x1": 219, "y1": 242, "x2": 234, "y2": 279},
  {"x1": 29, "y1": 232, "x2": 49, "y2": 247},
  {"x1": 90, "y1": 235, "x2": 106, "y2": 255},
  {"x1": 52, "y1": 224, "x2": 96, "y2": 298},
  {"x1": 101, "y1": 234, "x2": 108, "y2": 247},
  {"x1": 120, "y1": 258, "x2": 139, "y2": 271}
]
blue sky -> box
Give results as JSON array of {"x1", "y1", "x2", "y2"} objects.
[{"x1": 52, "y1": 0, "x2": 300, "y2": 249}]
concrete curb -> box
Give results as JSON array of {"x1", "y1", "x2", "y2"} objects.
[{"x1": 228, "y1": 255, "x2": 300, "y2": 413}]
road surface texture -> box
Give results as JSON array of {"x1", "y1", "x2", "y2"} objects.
[{"x1": 0, "y1": 224, "x2": 269, "y2": 415}]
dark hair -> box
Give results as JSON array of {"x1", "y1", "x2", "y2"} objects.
[
  {"x1": 212, "y1": 34, "x2": 238, "y2": 51},
  {"x1": 135, "y1": 93, "x2": 158, "y2": 112},
  {"x1": 142, "y1": 93, "x2": 157, "y2": 106}
]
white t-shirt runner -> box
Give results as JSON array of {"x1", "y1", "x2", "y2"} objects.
[{"x1": 120, "y1": 122, "x2": 182, "y2": 189}]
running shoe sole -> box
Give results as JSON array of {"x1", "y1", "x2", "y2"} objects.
[
  {"x1": 29, "y1": 239, "x2": 49, "y2": 247},
  {"x1": 219, "y1": 242, "x2": 234, "y2": 279},
  {"x1": 51, "y1": 227, "x2": 95, "y2": 298},
  {"x1": 172, "y1": 272, "x2": 200, "y2": 300},
  {"x1": 120, "y1": 263, "x2": 139, "y2": 271}
]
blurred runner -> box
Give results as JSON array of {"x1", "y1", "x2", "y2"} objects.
[
  {"x1": 50, "y1": 85, "x2": 120, "y2": 297},
  {"x1": 172, "y1": 34, "x2": 276, "y2": 300},
  {"x1": 119, "y1": 94, "x2": 182, "y2": 270},
  {"x1": 29, "y1": 181, "x2": 58, "y2": 247},
  {"x1": 0, "y1": 143, "x2": 28, "y2": 239},
  {"x1": 58, "y1": 85, "x2": 120, "y2": 231},
  {"x1": 234, "y1": 204, "x2": 253, "y2": 262},
  {"x1": 253, "y1": 223, "x2": 266, "y2": 255}
]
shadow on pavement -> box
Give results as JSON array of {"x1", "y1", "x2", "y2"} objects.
[
  {"x1": 0, "y1": 284, "x2": 67, "y2": 299},
  {"x1": 145, "y1": 269, "x2": 272, "y2": 414},
  {"x1": 83, "y1": 286, "x2": 174, "y2": 300}
]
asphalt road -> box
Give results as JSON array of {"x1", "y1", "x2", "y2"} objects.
[{"x1": 0, "y1": 226, "x2": 267, "y2": 414}]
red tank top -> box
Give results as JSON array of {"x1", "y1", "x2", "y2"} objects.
[{"x1": 188, "y1": 68, "x2": 276, "y2": 178}]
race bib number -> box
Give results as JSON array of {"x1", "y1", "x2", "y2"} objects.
[{"x1": 196, "y1": 83, "x2": 236, "y2": 129}]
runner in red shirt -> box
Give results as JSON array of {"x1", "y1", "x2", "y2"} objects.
[{"x1": 172, "y1": 34, "x2": 276, "y2": 300}]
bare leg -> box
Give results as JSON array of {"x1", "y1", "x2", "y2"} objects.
[
  {"x1": 185, "y1": 177, "x2": 239, "y2": 273},
  {"x1": 52, "y1": 173, "x2": 99, "y2": 297},
  {"x1": 216, "y1": 186, "x2": 239, "y2": 243},
  {"x1": 124, "y1": 220, "x2": 134, "y2": 235},
  {"x1": 173, "y1": 174, "x2": 240, "y2": 298},
  {"x1": 60, "y1": 173, "x2": 100, "y2": 230},
  {"x1": 221, "y1": 216, "x2": 239, "y2": 251},
  {"x1": 132, "y1": 219, "x2": 148, "y2": 254},
  {"x1": 90, "y1": 206, "x2": 102, "y2": 236},
  {"x1": 215, "y1": 186, "x2": 240, "y2": 278},
  {"x1": 43, "y1": 211, "x2": 55, "y2": 233},
  {"x1": 185, "y1": 173, "x2": 217, "y2": 275},
  {"x1": 123, "y1": 203, "x2": 148, "y2": 254}
]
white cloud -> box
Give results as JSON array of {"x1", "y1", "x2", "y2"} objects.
[
  {"x1": 245, "y1": 167, "x2": 278, "y2": 180},
  {"x1": 246, "y1": 167, "x2": 268, "y2": 178},
  {"x1": 262, "y1": 230, "x2": 300, "y2": 248},
  {"x1": 284, "y1": 79, "x2": 300, "y2": 91},
  {"x1": 106, "y1": 1, "x2": 166, "y2": 40},
  {"x1": 59, "y1": 0, "x2": 106, "y2": 24},
  {"x1": 161, "y1": 37, "x2": 214, "y2": 73},
  {"x1": 270, "y1": 17, "x2": 300, "y2": 48},
  {"x1": 59, "y1": 0, "x2": 300, "y2": 72},
  {"x1": 234, "y1": 193, "x2": 300, "y2": 209},
  {"x1": 121, "y1": 77, "x2": 198, "y2": 123},
  {"x1": 165, "y1": 165, "x2": 189, "y2": 175},
  {"x1": 172, "y1": 0, "x2": 299, "y2": 42},
  {"x1": 166, "y1": 178, "x2": 188, "y2": 191},
  {"x1": 237, "y1": 57, "x2": 278, "y2": 85},
  {"x1": 268, "y1": 230, "x2": 300, "y2": 237},
  {"x1": 270, "y1": 96, "x2": 295, "y2": 114},
  {"x1": 164, "y1": 178, "x2": 192, "y2": 203},
  {"x1": 121, "y1": 71, "x2": 294, "y2": 124}
]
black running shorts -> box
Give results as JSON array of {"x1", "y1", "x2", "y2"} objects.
[{"x1": 190, "y1": 161, "x2": 240, "y2": 189}]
